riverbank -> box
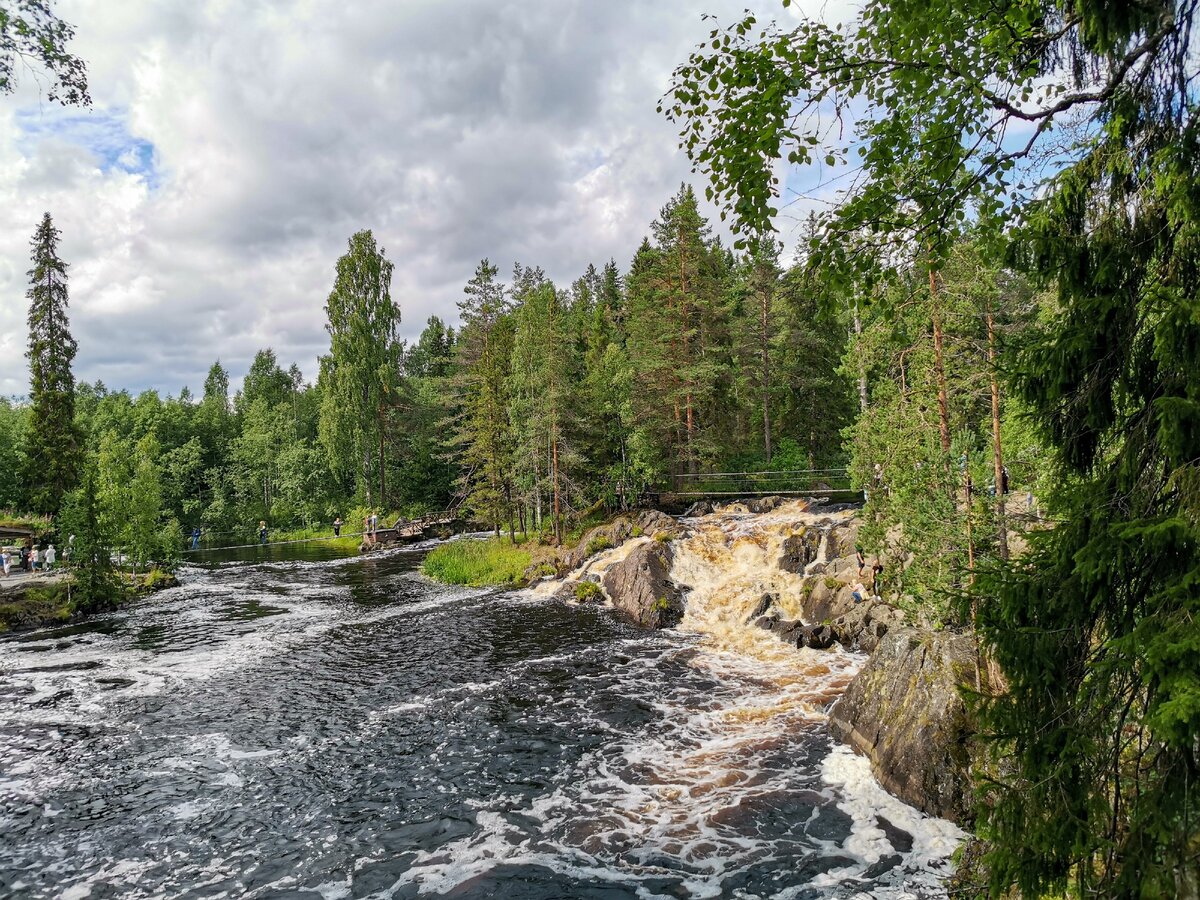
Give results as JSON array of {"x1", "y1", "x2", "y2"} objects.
[{"x1": 0, "y1": 567, "x2": 179, "y2": 633}]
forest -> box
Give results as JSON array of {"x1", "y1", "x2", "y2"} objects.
[
  {"x1": 4, "y1": 184, "x2": 1044, "y2": 621},
  {"x1": 3, "y1": 0, "x2": 1197, "y2": 893}
]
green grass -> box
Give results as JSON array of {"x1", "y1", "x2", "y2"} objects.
[{"x1": 422, "y1": 537, "x2": 532, "y2": 587}]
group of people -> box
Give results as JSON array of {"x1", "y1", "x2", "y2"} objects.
[
  {"x1": 1, "y1": 540, "x2": 62, "y2": 577},
  {"x1": 850, "y1": 548, "x2": 884, "y2": 603},
  {"x1": 184, "y1": 514, "x2": 364, "y2": 551}
]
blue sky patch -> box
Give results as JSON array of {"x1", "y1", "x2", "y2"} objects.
[{"x1": 15, "y1": 107, "x2": 161, "y2": 189}]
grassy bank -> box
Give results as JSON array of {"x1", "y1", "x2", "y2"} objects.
[
  {"x1": 0, "y1": 580, "x2": 74, "y2": 632},
  {"x1": 421, "y1": 537, "x2": 532, "y2": 587}
]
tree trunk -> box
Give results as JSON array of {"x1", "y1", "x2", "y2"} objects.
[
  {"x1": 378, "y1": 408, "x2": 387, "y2": 511},
  {"x1": 552, "y1": 434, "x2": 561, "y2": 545},
  {"x1": 761, "y1": 287, "x2": 772, "y2": 463},
  {"x1": 363, "y1": 449, "x2": 372, "y2": 509},
  {"x1": 928, "y1": 268, "x2": 951, "y2": 455},
  {"x1": 987, "y1": 307, "x2": 1009, "y2": 561},
  {"x1": 853, "y1": 303, "x2": 868, "y2": 413}
]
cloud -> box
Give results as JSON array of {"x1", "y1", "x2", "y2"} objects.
[{"x1": 0, "y1": 0, "x2": 850, "y2": 398}]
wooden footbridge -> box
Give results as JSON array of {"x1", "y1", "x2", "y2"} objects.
[
  {"x1": 366, "y1": 509, "x2": 461, "y2": 546},
  {"x1": 650, "y1": 468, "x2": 863, "y2": 505}
]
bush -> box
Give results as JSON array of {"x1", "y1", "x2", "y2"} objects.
[
  {"x1": 574, "y1": 581, "x2": 603, "y2": 602},
  {"x1": 421, "y1": 538, "x2": 532, "y2": 587},
  {"x1": 654, "y1": 531, "x2": 674, "y2": 543}
]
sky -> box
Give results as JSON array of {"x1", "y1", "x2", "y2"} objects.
[{"x1": 0, "y1": 0, "x2": 850, "y2": 398}]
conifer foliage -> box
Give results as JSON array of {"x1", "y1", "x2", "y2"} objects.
[{"x1": 24, "y1": 211, "x2": 81, "y2": 514}]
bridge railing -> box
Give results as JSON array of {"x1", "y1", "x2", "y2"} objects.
[{"x1": 662, "y1": 468, "x2": 855, "y2": 497}]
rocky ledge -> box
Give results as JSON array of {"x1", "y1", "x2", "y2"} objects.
[{"x1": 828, "y1": 627, "x2": 981, "y2": 825}]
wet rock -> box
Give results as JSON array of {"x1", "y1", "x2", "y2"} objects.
[
  {"x1": 744, "y1": 594, "x2": 775, "y2": 624},
  {"x1": 753, "y1": 614, "x2": 778, "y2": 631},
  {"x1": 683, "y1": 501, "x2": 713, "y2": 517},
  {"x1": 780, "y1": 528, "x2": 822, "y2": 574},
  {"x1": 600, "y1": 540, "x2": 684, "y2": 629},
  {"x1": 744, "y1": 496, "x2": 784, "y2": 514},
  {"x1": 828, "y1": 627, "x2": 980, "y2": 824},
  {"x1": 559, "y1": 519, "x2": 636, "y2": 573},
  {"x1": 798, "y1": 624, "x2": 835, "y2": 650},
  {"x1": 633, "y1": 509, "x2": 685, "y2": 540}
]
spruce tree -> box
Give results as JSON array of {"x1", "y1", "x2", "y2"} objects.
[{"x1": 23, "y1": 212, "x2": 81, "y2": 514}]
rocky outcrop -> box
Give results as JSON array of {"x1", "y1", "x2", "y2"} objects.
[
  {"x1": 828, "y1": 627, "x2": 980, "y2": 824},
  {"x1": 755, "y1": 614, "x2": 839, "y2": 651},
  {"x1": 829, "y1": 599, "x2": 905, "y2": 653},
  {"x1": 779, "y1": 528, "x2": 822, "y2": 574},
  {"x1": 600, "y1": 540, "x2": 684, "y2": 628}
]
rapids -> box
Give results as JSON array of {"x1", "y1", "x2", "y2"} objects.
[{"x1": 0, "y1": 504, "x2": 963, "y2": 899}]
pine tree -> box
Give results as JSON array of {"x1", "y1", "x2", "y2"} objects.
[
  {"x1": 453, "y1": 259, "x2": 515, "y2": 536},
  {"x1": 23, "y1": 212, "x2": 81, "y2": 514}
]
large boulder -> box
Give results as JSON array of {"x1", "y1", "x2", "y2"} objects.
[
  {"x1": 633, "y1": 509, "x2": 685, "y2": 540},
  {"x1": 780, "y1": 528, "x2": 823, "y2": 574},
  {"x1": 829, "y1": 599, "x2": 906, "y2": 653},
  {"x1": 600, "y1": 540, "x2": 684, "y2": 629},
  {"x1": 828, "y1": 627, "x2": 980, "y2": 824},
  {"x1": 799, "y1": 577, "x2": 859, "y2": 623}
]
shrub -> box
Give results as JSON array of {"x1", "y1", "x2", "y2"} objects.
[
  {"x1": 574, "y1": 581, "x2": 603, "y2": 602},
  {"x1": 654, "y1": 531, "x2": 674, "y2": 543}
]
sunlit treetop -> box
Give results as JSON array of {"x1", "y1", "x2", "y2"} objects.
[
  {"x1": 661, "y1": 0, "x2": 1193, "y2": 275},
  {"x1": 0, "y1": 0, "x2": 89, "y2": 106}
]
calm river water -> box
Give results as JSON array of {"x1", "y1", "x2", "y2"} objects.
[{"x1": 0, "y1": 534, "x2": 961, "y2": 899}]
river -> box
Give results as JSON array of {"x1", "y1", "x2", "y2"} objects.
[{"x1": 0, "y1": 506, "x2": 963, "y2": 899}]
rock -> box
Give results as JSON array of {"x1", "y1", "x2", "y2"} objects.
[
  {"x1": 744, "y1": 496, "x2": 784, "y2": 514},
  {"x1": 829, "y1": 599, "x2": 905, "y2": 652},
  {"x1": 560, "y1": 519, "x2": 635, "y2": 573},
  {"x1": 780, "y1": 528, "x2": 822, "y2": 574},
  {"x1": 799, "y1": 623, "x2": 836, "y2": 649},
  {"x1": 800, "y1": 578, "x2": 859, "y2": 624},
  {"x1": 600, "y1": 540, "x2": 684, "y2": 629},
  {"x1": 683, "y1": 501, "x2": 713, "y2": 517},
  {"x1": 633, "y1": 509, "x2": 684, "y2": 539},
  {"x1": 753, "y1": 614, "x2": 778, "y2": 631},
  {"x1": 827, "y1": 521, "x2": 859, "y2": 561},
  {"x1": 828, "y1": 627, "x2": 980, "y2": 824},
  {"x1": 745, "y1": 593, "x2": 775, "y2": 624},
  {"x1": 770, "y1": 618, "x2": 804, "y2": 643}
]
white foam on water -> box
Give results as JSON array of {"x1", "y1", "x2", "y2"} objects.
[{"x1": 424, "y1": 500, "x2": 965, "y2": 899}]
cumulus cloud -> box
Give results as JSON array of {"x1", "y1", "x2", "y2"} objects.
[{"x1": 0, "y1": 0, "x2": 848, "y2": 397}]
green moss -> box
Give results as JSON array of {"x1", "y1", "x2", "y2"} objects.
[
  {"x1": 585, "y1": 534, "x2": 613, "y2": 556},
  {"x1": 652, "y1": 596, "x2": 672, "y2": 612},
  {"x1": 421, "y1": 538, "x2": 533, "y2": 587},
  {"x1": 574, "y1": 581, "x2": 603, "y2": 602},
  {"x1": 823, "y1": 576, "x2": 842, "y2": 589},
  {"x1": 654, "y1": 531, "x2": 674, "y2": 543},
  {"x1": 0, "y1": 582, "x2": 74, "y2": 632}
]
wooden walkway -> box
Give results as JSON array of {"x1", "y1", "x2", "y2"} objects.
[{"x1": 653, "y1": 468, "x2": 863, "y2": 503}]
